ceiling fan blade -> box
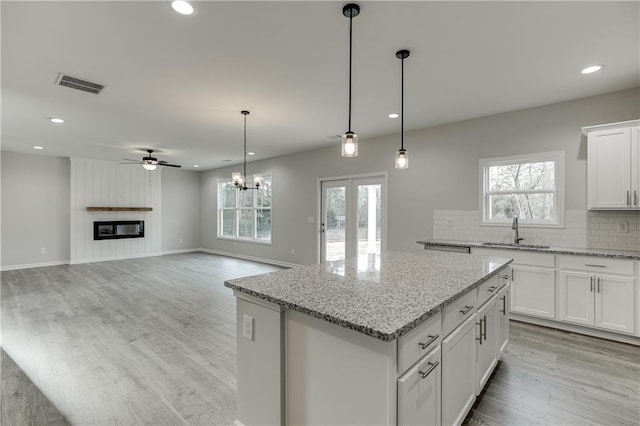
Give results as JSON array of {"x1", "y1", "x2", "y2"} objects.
[{"x1": 158, "y1": 163, "x2": 182, "y2": 168}]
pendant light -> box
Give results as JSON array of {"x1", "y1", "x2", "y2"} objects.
[
  {"x1": 395, "y1": 49, "x2": 410, "y2": 169},
  {"x1": 232, "y1": 111, "x2": 261, "y2": 191},
  {"x1": 341, "y1": 3, "x2": 360, "y2": 157}
]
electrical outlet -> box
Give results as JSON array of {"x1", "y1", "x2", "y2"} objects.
[
  {"x1": 179, "y1": 238, "x2": 184, "y2": 244},
  {"x1": 40, "y1": 248, "x2": 46, "y2": 255},
  {"x1": 243, "y1": 314, "x2": 254, "y2": 341},
  {"x1": 291, "y1": 249, "x2": 295, "y2": 255},
  {"x1": 233, "y1": 241, "x2": 238, "y2": 247},
  {"x1": 617, "y1": 221, "x2": 629, "y2": 233},
  {"x1": 447, "y1": 219, "x2": 454, "y2": 228},
  {"x1": 307, "y1": 216, "x2": 314, "y2": 223}
]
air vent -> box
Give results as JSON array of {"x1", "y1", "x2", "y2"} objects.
[{"x1": 55, "y1": 73, "x2": 105, "y2": 94}]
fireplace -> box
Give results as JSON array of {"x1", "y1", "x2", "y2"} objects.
[{"x1": 94, "y1": 220, "x2": 144, "y2": 240}]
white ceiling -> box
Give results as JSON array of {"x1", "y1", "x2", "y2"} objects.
[{"x1": 2, "y1": 1, "x2": 638, "y2": 170}]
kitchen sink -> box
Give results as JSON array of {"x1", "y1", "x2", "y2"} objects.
[{"x1": 481, "y1": 242, "x2": 550, "y2": 249}]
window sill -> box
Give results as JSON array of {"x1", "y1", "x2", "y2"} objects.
[
  {"x1": 480, "y1": 221, "x2": 565, "y2": 229},
  {"x1": 217, "y1": 236, "x2": 273, "y2": 246}
]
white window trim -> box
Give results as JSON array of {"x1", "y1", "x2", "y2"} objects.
[
  {"x1": 479, "y1": 151, "x2": 565, "y2": 228},
  {"x1": 217, "y1": 172, "x2": 273, "y2": 244}
]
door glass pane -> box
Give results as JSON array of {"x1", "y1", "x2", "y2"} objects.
[
  {"x1": 325, "y1": 186, "x2": 346, "y2": 262},
  {"x1": 357, "y1": 184, "x2": 381, "y2": 257}
]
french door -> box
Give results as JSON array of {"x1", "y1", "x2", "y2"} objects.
[{"x1": 320, "y1": 175, "x2": 386, "y2": 262}]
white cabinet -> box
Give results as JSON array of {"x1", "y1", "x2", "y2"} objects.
[
  {"x1": 497, "y1": 283, "x2": 510, "y2": 357},
  {"x1": 397, "y1": 347, "x2": 441, "y2": 426},
  {"x1": 557, "y1": 256, "x2": 636, "y2": 335},
  {"x1": 442, "y1": 314, "x2": 477, "y2": 426},
  {"x1": 475, "y1": 297, "x2": 499, "y2": 395},
  {"x1": 585, "y1": 120, "x2": 640, "y2": 210},
  {"x1": 511, "y1": 264, "x2": 556, "y2": 319}
]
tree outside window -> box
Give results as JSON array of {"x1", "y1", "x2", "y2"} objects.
[{"x1": 218, "y1": 173, "x2": 272, "y2": 242}]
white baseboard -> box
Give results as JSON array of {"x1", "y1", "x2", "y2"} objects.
[
  {"x1": 0, "y1": 260, "x2": 70, "y2": 271},
  {"x1": 161, "y1": 248, "x2": 202, "y2": 255},
  {"x1": 199, "y1": 248, "x2": 302, "y2": 269},
  {"x1": 69, "y1": 252, "x2": 164, "y2": 265},
  {"x1": 511, "y1": 314, "x2": 640, "y2": 346}
]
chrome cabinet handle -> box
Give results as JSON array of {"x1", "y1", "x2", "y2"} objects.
[
  {"x1": 500, "y1": 274, "x2": 510, "y2": 280},
  {"x1": 460, "y1": 305, "x2": 474, "y2": 315},
  {"x1": 418, "y1": 334, "x2": 439, "y2": 350},
  {"x1": 487, "y1": 286, "x2": 498, "y2": 293},
  {"x1": 476, "y1": 321, "x2": 483, "y2": 345},
  {"x1": 590, "y1": 276, "x2": 593, "y2": 292},
  {"x1": 419, "y1": 361, "x2": 439, "y2": 379},
  {"x1": 482, "y1": 315, "x2": 487, "y2": 341},
  {"x1": 627, "y1": 190, "x2": 631, "y2": 206},
  {"x1": 597, "y1": 277, "x2": 600, "y2": 293},
  {"x1": 585, "y1": 264, "x2": 606, "y2": 268},
  {"x1": 500, "y1": 295, "x2": 507, "y2": 315}
]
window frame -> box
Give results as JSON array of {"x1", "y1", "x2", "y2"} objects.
[
  {"x1": 479, "y1": 151, "x2": 565, "y2": 228},
  {"x1": 217, "y1": 172, "x2": 272, "y2": 244}
]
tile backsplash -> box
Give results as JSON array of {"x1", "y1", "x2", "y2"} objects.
[{"x1": 433, "y1": 210, "x2": 640, "y2": 252}]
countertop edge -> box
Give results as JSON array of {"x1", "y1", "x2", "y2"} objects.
[
  {"x1": 417, "y1": 240, "x2": 640, "y2": 260},
  {"x1": 224, "y1": 261, "x2": 512, "y2": 342}
]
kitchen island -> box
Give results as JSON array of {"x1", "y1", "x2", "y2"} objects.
[{"x1": 225, "y1": 250, "x2": 512, "y2": 426}]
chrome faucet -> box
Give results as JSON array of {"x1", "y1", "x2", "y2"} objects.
[{"x1": 512, "y1": 216, "x2": 524, "y2": 245}]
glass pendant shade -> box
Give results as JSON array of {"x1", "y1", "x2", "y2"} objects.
[
  {"x1": 232, "y1": 172, "x2": 242, "y2": 185},
  {"x1": 253, "y1": 175, "x2": 262, "y2": 187},
  {"x1": 143, "y1": 163, "x2": 157, "y2": 171},
  {"x1": 395, "y1": 149, "x2": 408, "y2": 169},
  {"x1": 341, "y1": 132, "x2": 358, "y2": 157}
]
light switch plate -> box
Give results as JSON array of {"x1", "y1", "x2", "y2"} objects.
[
  {"x1": 243, "y1": 314, "x2": 254, "y2": 340},
  {"x1": 617, "y1": 221, "x2": 629, "y2": 233}
]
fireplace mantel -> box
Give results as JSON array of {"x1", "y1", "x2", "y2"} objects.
[{"x1": 86, "y1": 207, "x2": 153, "y2": 212}]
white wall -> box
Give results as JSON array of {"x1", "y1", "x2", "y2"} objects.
[
  {"x1": 161, "y1": 167, "x2": 201, "y2": 252},
  {"x1": 70, "y1": 158, "x2": 162, "y2": 264},
  {"x1": 200, "y1": 88, "x2": 640, "y2": 265},
  {"x1": 1, "y1": 152, "x2": 70, "y2": 268}
]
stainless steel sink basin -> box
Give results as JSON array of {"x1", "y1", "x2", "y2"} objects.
[{"x1": 481, "y1": 242, "x2": 550, "y2": 249}]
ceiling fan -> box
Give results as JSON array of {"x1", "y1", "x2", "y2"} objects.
[{"x1": 122, "y1": 149, "x2": 181, "y2": 170}]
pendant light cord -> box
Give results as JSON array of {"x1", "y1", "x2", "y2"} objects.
[
  {"x1": 243, "y1": 113, "x2": 247, "y2": 181},
  {"x1": 400, "y1": 56, "x2": 404, "y2": 151},
  {"x1": 348, "y1": 12, "x2": 353, "y2": 132}
]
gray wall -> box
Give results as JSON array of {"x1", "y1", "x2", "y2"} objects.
[
  {"x1": 1, "y1": 152, "x2": 71, "y2": 267},
  {"x1": 201, "y1": 88, "x2": 640, "y2": 265},
  {"x1": 161, "y1": 167, "x2": 201, "y2": 251}
]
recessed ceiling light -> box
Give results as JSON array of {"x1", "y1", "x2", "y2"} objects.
[
  {"x1": 388, "y1": 113, "x2": 399, "y2": 119},
  {"x1": 33, "y1": 146, "x2": 44, "y2": 150},
  {"x1": 193, "y1": 164, "x2": 200, "y2": 168},
  {"x1": 50, "y1": 117, "x2": 64, "y2": 124},
  {"x1": 171, "y1": 0, "x2": 196, "y2": 15},
  {"x1": 581, "y1": 64, "x2": 604, "y2": 74},
  {"x1": 248, "y1": 152, "x2": 255, "y2": 156}
]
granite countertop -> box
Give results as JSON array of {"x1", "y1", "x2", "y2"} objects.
[
  {"x1": 225, "y1": 250, "x2": 511, "y2": 342},
  {"x1": 417, "y1": 240, "x2": 640, "y2": 260}
]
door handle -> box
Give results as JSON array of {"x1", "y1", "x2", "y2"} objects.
[
  {"x1": 419, "y1": 361, "x2": 439, "y2": 379},
  {"x1": 320, "y1": 223, "x2": 325, "y2": 233},
  {"x1": 590, "y1": 276, "x2": 593, "y2": 292},
  {"x1": 597, "y1": 277, "x2": 600, "y2": 293}
]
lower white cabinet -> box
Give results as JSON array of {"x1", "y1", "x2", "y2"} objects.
[
  {"x1": 558, "y1": 269, "x2": 635, "y2": 334},
  {"x1": 497, "y1": 283, "x2": 510, "y2": 356},
  {"x1": 476, "y1": 297, "x2": 499, "y2": 395},
  {"x1": 511, "y1": 264, "x2": 556, "y2": 319},
  {"x1": 442, "y1": 314, "x2": 477, "y2": 426},
  {"x1": 397, "y1": 346, "x2": 441, "y2": 426}
]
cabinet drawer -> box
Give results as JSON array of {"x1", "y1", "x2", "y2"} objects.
[
  {"x1": 444, "y1": 290, "x2": 478, "y2": 337},
  {"x1": 472, "y1": 248, "x2": 555, "y2": 267},
  {"x1": 557, "y1": 255, "x2": 634, "y2": 275},
  {"x1": 478, "y1": 275, "x2": 502, "y2": 307},
  {"x1": 397, "y1": 346, "x2": 441, "y2": 426},
  {"x1": 398, "y1": 312, "x2": 442, "y2": 374}
]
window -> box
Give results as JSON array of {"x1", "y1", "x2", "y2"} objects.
[
  {"x1": 218, "y1": 173, "x2": 272, "y2": 242},
  {"x1": 480, "y1": 152, "x2": 564, "y2": 227}
]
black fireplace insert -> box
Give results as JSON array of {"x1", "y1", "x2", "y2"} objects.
[{"x1": 94, "y1": 220, "x2": 144, "y2": 240}]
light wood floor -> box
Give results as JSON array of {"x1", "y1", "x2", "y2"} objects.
[{"x1": 2, "y1": 253, "x2": 639, "y2": 425}]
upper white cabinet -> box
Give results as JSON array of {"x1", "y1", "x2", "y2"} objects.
[{"x1": 585, "y1": 120, "x2": 640, "y2": 210}]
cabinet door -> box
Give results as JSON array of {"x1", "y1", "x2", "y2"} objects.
[
  {"x1": 557, "y1": 270, "x2": 595, "y2": 327},
  {"x1": 510, "y1": 265, "x2": 556, "y2": 319},
  {"x1": 398, "y1": 347, "x2": 441, "y2": 426},
  {"x1": 497, "y1": 284, "x2": 510, "y2": 357},
  {"x1": 595, "y1": 274, "x2": 635, "y2": 334},
  {"x1": 476, "y1": 297, "x2": 499, "y2": 395},
  {"x1": 587, "y1": 127, "x2": 631, "y2": 209},
  {"x1": 442, "y1": 314, "x2": 477, "y2": 426}
]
